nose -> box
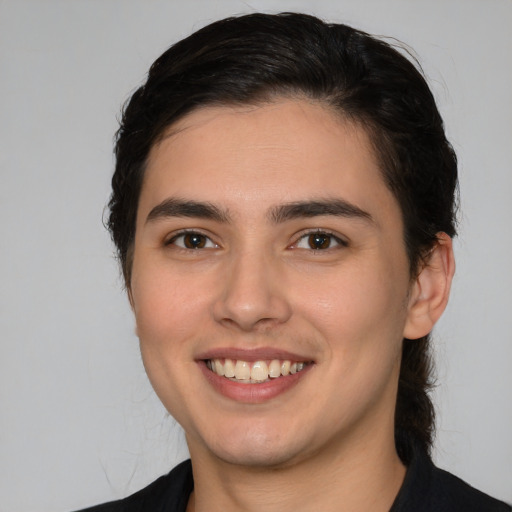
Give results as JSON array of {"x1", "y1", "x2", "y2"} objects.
[{"x1": 212, "y1": 250, "x2": 292, "y2": 332}]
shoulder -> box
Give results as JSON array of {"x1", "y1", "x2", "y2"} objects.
[
  {"x1": 428, "y1": 465, "x2": 511, "y2": 512},
  {"x1": 73, "y1": 459, "x2": 193, "y2": 512},
  {"x1": 392, "y1": 444, "x2": 511, "y2": 512}
]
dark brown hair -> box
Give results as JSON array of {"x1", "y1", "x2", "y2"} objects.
[{"x1": 108, "y1": 12, "x2": 458, "y2": 463}]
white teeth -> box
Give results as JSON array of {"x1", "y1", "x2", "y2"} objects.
[
  {"x1": 234, "y1": 360, "x2": 251, "y2": 380},
  {"x1": 250, "y1": 361, "x2": 268, "y2": 382},
  {"x1": 207, "y1": 358, "x2": 307, "y2": 382},
  {"x1": 268, "y1": 360, "x2": 281, "y2": 378},
  {"x1": 214, "y1": 359, "x2": 224, "y2": 377},
  {"x1": 224, "y1": 358, "x2": 235, "y2": 378}
]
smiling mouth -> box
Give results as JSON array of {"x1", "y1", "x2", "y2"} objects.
[{"x1": 205, "y1": 358, "x2": 309, "y2": 383}]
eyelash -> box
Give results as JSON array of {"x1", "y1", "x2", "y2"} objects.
[
  {"x1": 292, "y1": 230, "x2": 348, "y2": 251},
  {"x1": 165, "y1": 229, "x2": 348, "y2": 252},
  {"x1": 165, "y1": 230, "x2": 218, "y2": 250}
]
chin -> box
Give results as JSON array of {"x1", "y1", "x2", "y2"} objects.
[
  {"x1": 213, "y1": 443, "x2": 303, "y2": 469},
  {"x1": 193, "y1": 422, "x2": 314, "y2": 469}
]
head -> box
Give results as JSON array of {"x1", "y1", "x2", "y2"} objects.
[{"x1": 108, "y1": 13, "x2": 457, "y2": 463}]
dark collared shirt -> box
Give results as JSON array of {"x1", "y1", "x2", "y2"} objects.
[
  {"x1": 77, "y1": 450, "x2": 511, "y2": 512},
  {"x1": 389, "y1": 445, "x2": 511, "y2": 511}
]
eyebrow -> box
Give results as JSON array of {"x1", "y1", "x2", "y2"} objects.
[
  {"x1": 146, "y1": 198, "x2": 230, "y2": 224},
  {"x1": 145, "y1": 197, "x2": 373, "y2": 225},
  {"x1": 269, "y1": 199, "x2": 374, "y2": 224}
]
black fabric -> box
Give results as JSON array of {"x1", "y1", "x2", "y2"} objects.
[
  {"x1": 389, "y1": 443, "x2": 511, "y2": 512},
  {"x1": 75, "y1": 459, "x2": 193, "y2": 512},
  {"x1": 76, "y1": 450, "x2": 510, "y2": 512}
]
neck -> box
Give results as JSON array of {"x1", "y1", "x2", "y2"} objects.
[{"x1": 187, "y1": 427, "x2": 406, "y2": 512}]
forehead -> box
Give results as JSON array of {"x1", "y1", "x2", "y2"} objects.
[{"x1": 140, "y1": 99, "x2": 399, "y2": 225}]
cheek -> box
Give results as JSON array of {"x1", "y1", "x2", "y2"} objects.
[
  {"x1": 303, "y1": 263, "x2": 407, "y2": 328},
  {"x1": 131, "y1": 271, "x2": 208, "y2": 416},
  {"x1": 296, "y1": 261, "x2": 409, "y2": 376},
  {"x1": 131, "y1": 266, "x2": 211, "y2": 350}
]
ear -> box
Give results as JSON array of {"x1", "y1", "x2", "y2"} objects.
[{"x1": 403, "y1": 233, "x2": 455, "y2": 340}]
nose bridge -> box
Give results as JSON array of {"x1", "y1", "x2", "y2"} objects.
[{"x1": 213, "y1": 244, "x2": 291, "y2": 331}]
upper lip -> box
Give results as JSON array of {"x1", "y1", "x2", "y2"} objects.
[{"x1": 195, "y1": 347, "x2": 314, "y2": 363}]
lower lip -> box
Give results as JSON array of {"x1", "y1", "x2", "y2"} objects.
[{"x1": 198, "y1": 361, "x2": 312, "y2": 404}]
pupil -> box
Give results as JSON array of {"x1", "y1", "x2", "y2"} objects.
[
  {"x1": 184, "y1": 234, "x2": 205, "y2": 249},
  {"x1": 309, "y1": 233, "x2": 330, "y2": 249}
]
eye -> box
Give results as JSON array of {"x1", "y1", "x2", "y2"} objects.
[
  {"x1": 167, "y1": 231, "x2": 218, "y2": 250},
  {"x1": 294, "y1": 231, "x2": 347, "y2": 250}
]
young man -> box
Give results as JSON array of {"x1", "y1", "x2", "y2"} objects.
[{"x1": 79, "y1": 13, "x2": 511, "y2": 512}]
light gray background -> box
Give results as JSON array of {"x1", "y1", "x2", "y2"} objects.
[{"x1": 1, "y1": 1, "x2": 511, "y2": 510}]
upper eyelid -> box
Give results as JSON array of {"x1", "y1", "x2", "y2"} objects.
[
  {"x1": 163, "y1": 228, "x2": 348, "y2": 247},
  {"x1": 293, "y1": 228, "x2": 348, "y2": 245},
  {"x1": 165, "y1": 229, "x2": 217, "y2": 245}
]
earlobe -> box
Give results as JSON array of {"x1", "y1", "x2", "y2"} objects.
[{"x1": 403, "y1": 233, "x2": 455, "y2": 340}]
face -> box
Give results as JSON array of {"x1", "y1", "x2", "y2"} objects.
[{"x1": 130, "y1": 100, "x2": 417, "y2": 469}]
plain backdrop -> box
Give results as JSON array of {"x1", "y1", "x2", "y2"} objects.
[{"x1": 1, "y1": 1, "x2": 511, "y2": 510}]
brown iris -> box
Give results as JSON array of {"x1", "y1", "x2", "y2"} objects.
[
  {"x1": 183, "y1": 233, "x2": 207, "y2": 249},
  {"x1": 308, "y1": 233, "x2": 331, "y2": 250}
]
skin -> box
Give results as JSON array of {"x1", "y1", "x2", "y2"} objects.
[{"x1": 129, "y1": 99, "x2": 454, "y2": 511}]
